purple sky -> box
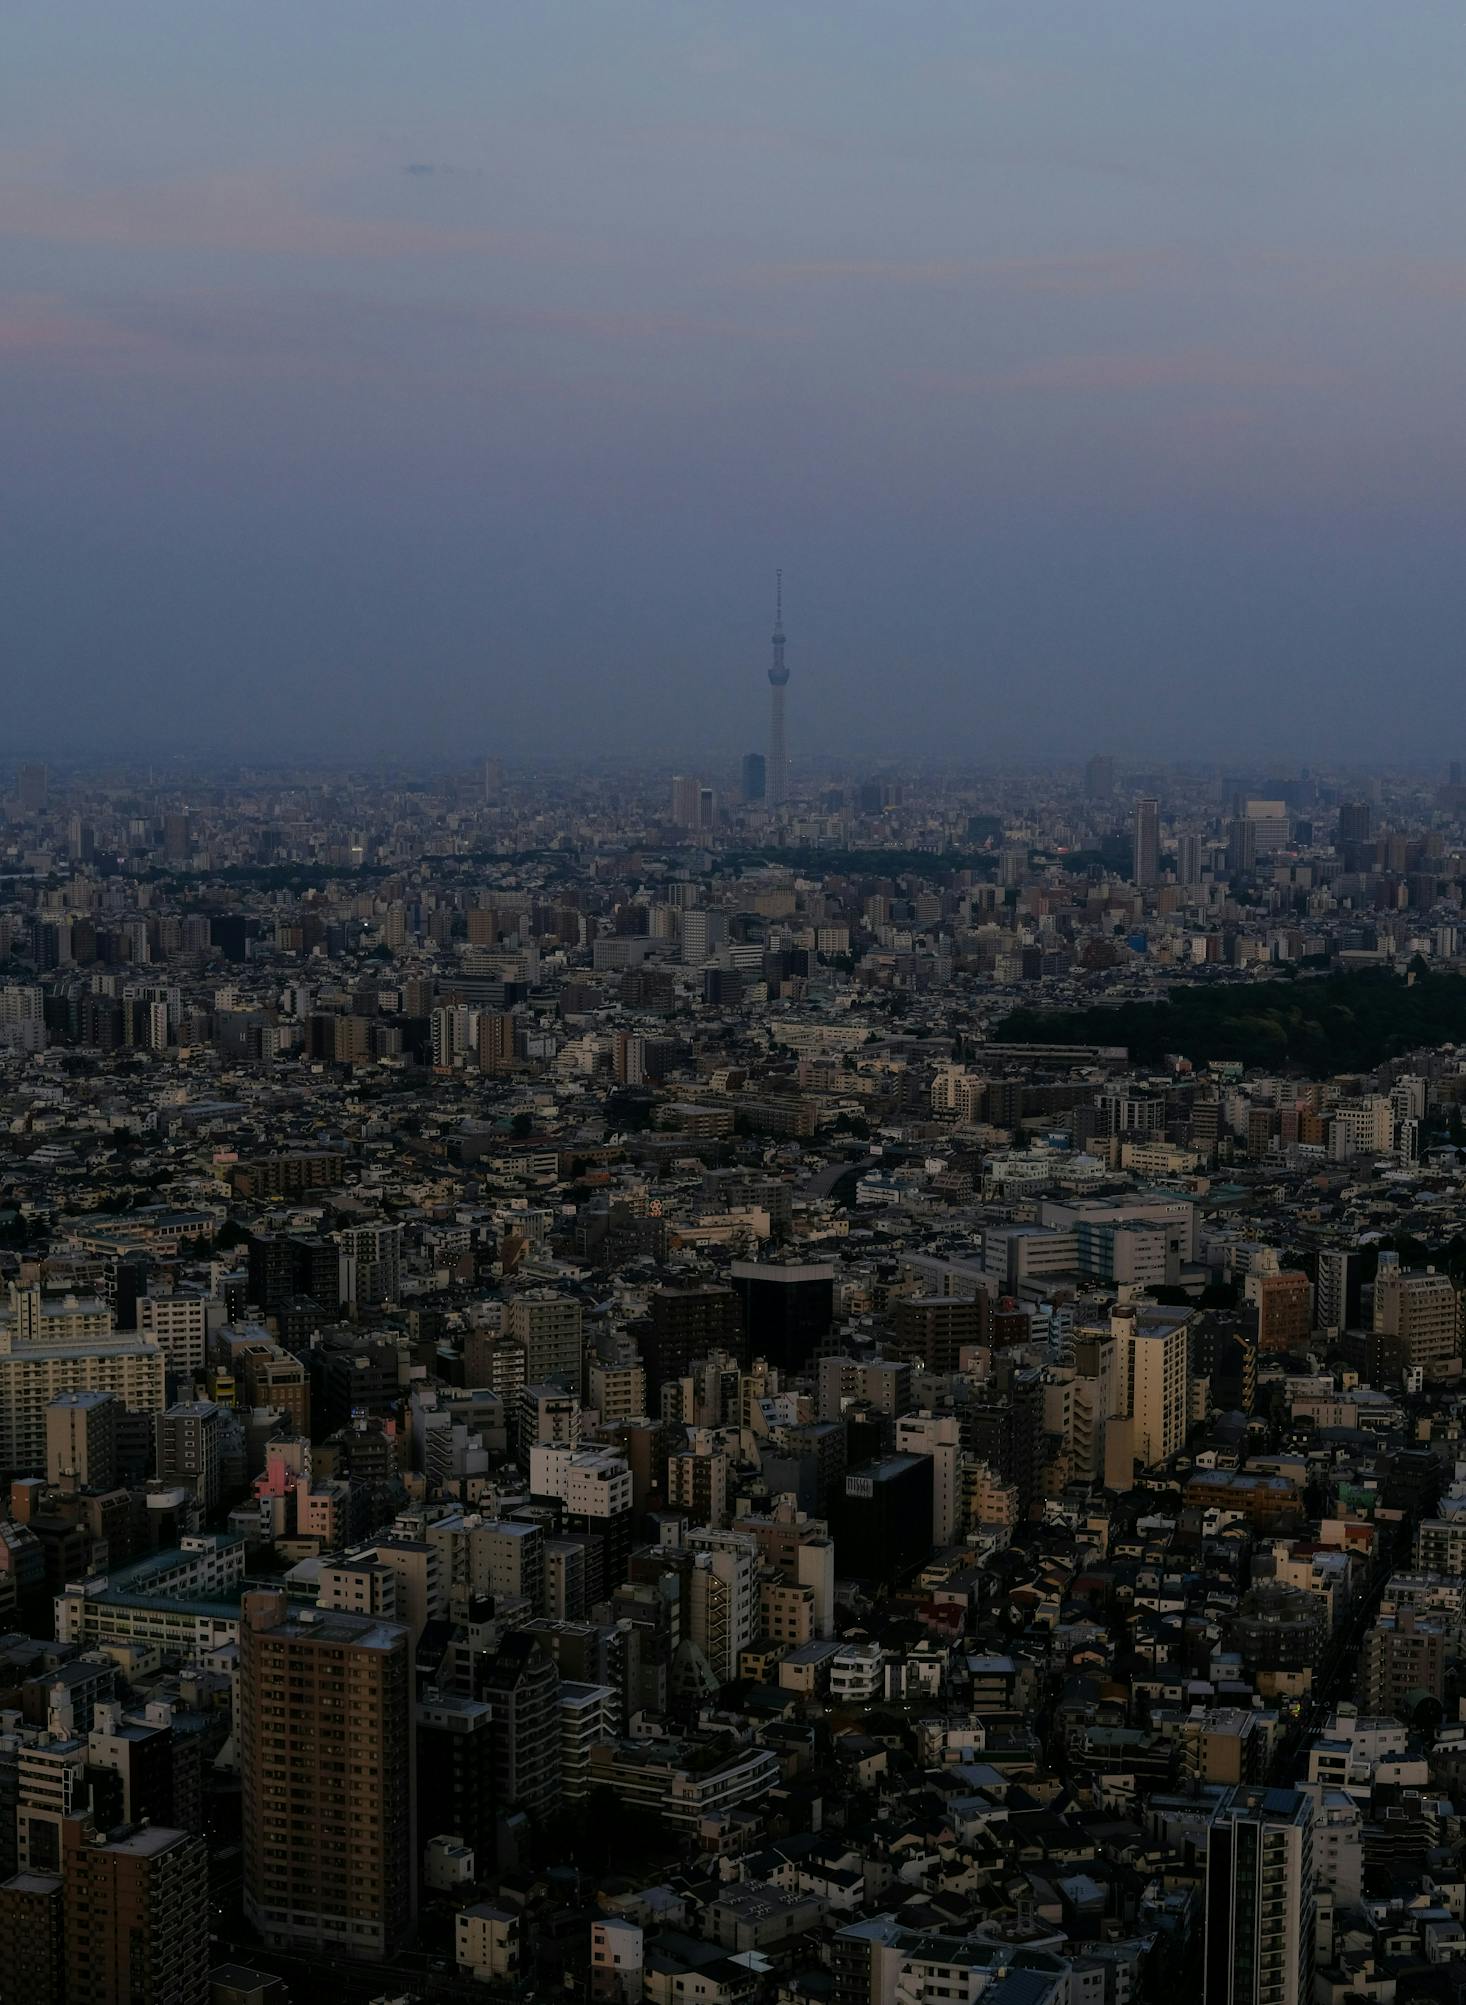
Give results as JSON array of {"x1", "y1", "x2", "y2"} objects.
[{"x1": 6, "y1": 2, "x2": 1466, "y2": 764}]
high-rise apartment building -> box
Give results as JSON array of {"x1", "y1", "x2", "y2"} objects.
[
  {"x1": 1357, "y1": 1611, "x2": 1446, "y2": 1717},
  {"x1": 1114, "y1": 1305, "x2": 1191, "y2": 1469},
  {"x1": 476, "y1": 1631, "x2": 561, "y2": 1817},
  {"x1": 477, "y1": 1010, "x2": 516, "y2": 1074},
  {"x1": 0, "y1": 1334, "x2": 165, "y2": 1476},
  {"x1": 338, "y1": 1222, "x2": 401, "y2": 1311},
  {"x1": 136, "y1": 1293, "x2": 208, "y2": 1374},
  {"x1": 431, "y1": 1003, "x2": 474, "y2": 1069},
  {"x1": 153, "y1": 1401, "x2": 229, "y2": 1513},
  {"x1": 1314, "y1": 1249, "x2": 1360, "y2": 1333},
  {"x1": 429, "y1": 1512, "x2": 544, "y2": 1610},
  {"x1": 240, "y1": 1590, "x2": 415, "y2": 1960},
  {"x1": 1372, "y1": 1265, "x2": 1460, "y2": 1381},
  {"x1": 741, "y1": 752, "x2": 766, "y2": 802},
  {"x1": 683, "y1": 1528, "x2": 759, "y2": 1684},
  {"x1": 1203, "y1": 1785, "x2": 1314, "y2": 2005},
  {"x1": 45, "y1": 1390, "x2": 119, "y2": 1493},
  {"x1": 61, "y1": 1819, "x2": 209, "y2": 2005},
  {"x1": 505, "y1": 1290, "x2": 583, "y2": 1384},
  {"x1": 1252, "y1": 1272, "x2": 1312, "y2": 1354},
  {"x1": 891, "y1": 1293, "x2": 988, "y2": 1373},
  {"x1": 667, "y1": 1445, "x2": 731, "y2": 1529},
  {"x1": 1132, "y1": 797, "x2": 1160, "y2": 886},
  {"x1": 417, "y1": 1688, "x2": 497, "y2": 1871},
  {"x1": 588, "y1": 1357, "x2": 646, "y2": 1423},
  {"x1": 0, "y1": 1866, "x2": 64, "y2": 2004},
  {"x1": 894, "y1": 1409, "x2": 963, "y2": 1547}
]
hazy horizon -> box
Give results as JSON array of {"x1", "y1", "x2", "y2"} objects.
[{"x1": 7, "y1": 3, "x2": 1466, "y2": 762}]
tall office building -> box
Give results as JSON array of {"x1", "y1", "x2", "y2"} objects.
[
  {"x1": 741, "y1": 751, "x2": 766, "y2": 802},
  {"x1": 670, "y1": 776, "x2": 701, "y2": 829},
  {"x1": 1176, "y1": 831, "x2": 1202, "y2": 884},
  {"x1": 1132, "y1": 797, "x2": 1160, "y2": 886},
  {"x1": 767, "y1": 572, "x2": 789, "y2": 810},
  {"x1": 730, "y1": 1262, "x2": 833, "y2": 1374},
  {"x1": 1227, "y1": 817, "x2": 1258, "y2": 876},
  {"x1": 240, "y1": 1590, "x2": 415, "y2": 1960},
  {"x1": 1236, "y1": 798, "x2": 1289, "y2": 852},
  {"x1": 647, "y1": 1283, "x2": 743, "y2": 1394},
  {"x1": 679, "y1": 907, "x2": 728, "y2": 966},
  {"x1": 17, "y1": 763, "x2": 48, "y2": 814},
  {"x1": 1337, "y1": 799, "x2": 1373, "y2": 846},
  {"x1": 1203, "y1": 1785, "x2": 1314, "y2": 2005},
  {"x1": 834, "y1": 1452, "x2": 934, "y2": 1587},
  {"x1": 1084, "y1": 753, "x2": 1115, "y2": 799}
]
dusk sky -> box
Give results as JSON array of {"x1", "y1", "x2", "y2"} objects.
[{"x1": 6, "y1": 3, "x2": 1466, "y2": 764}]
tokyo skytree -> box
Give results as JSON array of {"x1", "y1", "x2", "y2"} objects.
[{"x1": 768, "y1": 570, "x2": 789, "y2": 811}]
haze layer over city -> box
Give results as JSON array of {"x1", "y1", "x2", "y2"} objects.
[
  {"x1": 8, "y1": 3, "x2": 1466, "y2": 759},
  {"x1": 11, "y1": 9, "x2": 1466, "y2": 2005}
]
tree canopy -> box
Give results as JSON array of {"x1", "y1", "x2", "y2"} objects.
[{"x1": 996, "y1": 966, "x2": 1466, "y2": 1077}]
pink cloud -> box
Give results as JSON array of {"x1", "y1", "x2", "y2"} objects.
[
  {"x1": 742, "y1": 250, "x2": 1176, "y2": 295},
  {"x1": 0, "y1": 169, "x2": 542, "y2": 262},
  {"x1": 0, "y1": 294, "x2": 148, "y2": 357},
  {"x1": 913, "y1": 348, "x2": 1348, "y2": 394},
  {"x1": 0, "y1": 283, "x2": 805, "y2": 389}
]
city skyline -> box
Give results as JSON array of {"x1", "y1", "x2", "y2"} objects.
[
  {"x1": 0, "y1": 747, "x2": 1460, "y2": 1995},
  {"x1": 6, "y1": 7, "x2": 1466, "y2": 1999}
]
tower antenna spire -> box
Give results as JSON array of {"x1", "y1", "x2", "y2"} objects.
[{"x1": 767, "y1": 568, "x2": 789, "y2": 811}]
